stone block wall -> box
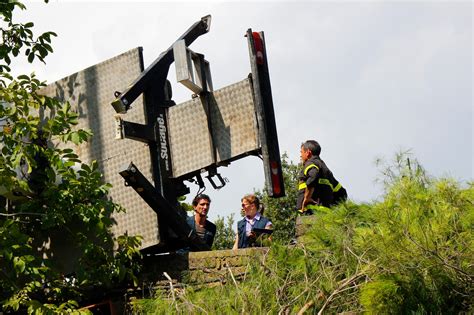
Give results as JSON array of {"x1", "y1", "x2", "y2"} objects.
[
  {"x1": 140, "y1": 247, "x2": 269, "y2": 289},
  {"x1": 139, "y1": 217, "x2": 317, "y2": 291}
]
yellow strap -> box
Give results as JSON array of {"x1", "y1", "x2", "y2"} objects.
[
  {"x1": 301, "y1": 178, "x2": 343, "y2": 193},
  {"x1": 301, "y1": 163, "x2": 343, "y2": 193},
  {"x1": 318, "y1": 178, "x2": 334, "y2": 190},
  {"x1": 304, "y1": 164, "x2": 319, "y2": 176},
  {"x1": 318, "y1": 178, "x2": 343, "y2": 192}
]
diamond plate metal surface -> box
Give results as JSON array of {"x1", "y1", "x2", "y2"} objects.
[
  {"x1": 210, "y1": 78, "x2": 259, "y2": 162},
  {"x1": 41, "y1": 48, "x2": 160, "y2": 249},
  {"x1": 168, "y1": 78, "x2": 259, "y2": 178}
]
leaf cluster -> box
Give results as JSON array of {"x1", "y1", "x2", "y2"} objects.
[
  {"x1": 212, "y1": 214, "x2": 235, "y2": 250},
  {"x1": 0, "y1": 0, "x2": 57, "y2": 73},
  {"x1": 0, "y1": 2, "x2": 143, "y2": 313},
  {"x1": 0, "y1": 72, "x2": 143, "y2": 314}
]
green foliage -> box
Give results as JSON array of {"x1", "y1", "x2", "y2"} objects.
[
  {"x1": 177, "y1": 195, "x2": 193, "y2": 213},
  {"x1": 360, "y1": 280, "x2": 403, "y2": 314},
  {"x1": 134, "y1": 153, "x2": 473, "y2": 314},
  {"x1": 212, "y1": 214, "x2": 235, "y2": 250},
  {"x1": 304, "y1": 155, "x2": 473, "y2": 313},
  {"x1": 374, "y1": 150, "x2": 430, "y2": 192},
  {"x1": 0, "y1": 1, "x2": 142, "y2": 313},
  {"x1": 256, "y1": 153, "x2": 299, "y2": 243},
  {"x1": 0, "y1": 0, "x2": 56, "y2": 73},
  {"x1": 359, "y1": 280, "x2": 402, "y2": 314},
  {"x1": 132, "y1": 244, "x2": 325, "y2": 314}
]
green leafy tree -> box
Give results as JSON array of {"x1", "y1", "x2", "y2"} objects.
[
  {"x1": 212, "y1": 214, "x2": 235, "y2": 250},
  {"x1": 0, "y1": 1, "x2": 141, "y2": 313},
  {"x1": 256, "y1": 153, "x2": 299, "y2": 243}
]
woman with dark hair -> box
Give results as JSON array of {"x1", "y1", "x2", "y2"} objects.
[
  {"x1": 233, "y1": 194, "x2": 272, "y2": 249},
  {"x1": 186, "y1": 194, "x2": 216, "y2": 247}
]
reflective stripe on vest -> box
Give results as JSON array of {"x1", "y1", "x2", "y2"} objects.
[
  {"x1": 300, "y1": 178, "x2": 343, "y2": 192},
  {"x1": 304, "y1": 164, "x2": 319, "y2": 176},
  {"x1": 318, "y1": 178, "x2": 334, "y2": 190},
  {"x1": 300, "y1": 164, "x2": 343, "y2": 193},
  {"x1": 318, "y1": 178, "x2": 343, "y2": 192},
  {"x1": 298, "y1": 182, "x2": 307, "y2": 190},
  {"x1": 299, "y1": 164, "x2": 319, "y2": 190}
]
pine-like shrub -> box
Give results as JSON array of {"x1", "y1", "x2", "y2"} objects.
[{"x1": 133, "y1": 156, "x2": 473, "y2": 314}]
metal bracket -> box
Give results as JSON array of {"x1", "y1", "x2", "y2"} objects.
[
  {"x1": 196, "y1": 173, "x2": 205, "y2": 190},
  {"x1": 120, "y1": 120, "x2": 155, "y2": 143},
  {"x1": 206, "y1": 167, "x2": 226, "y2": 190},
  {"x1": 173, "y1": 40, "x2": 213, "y2": 94},
  {"x1": 111, "y1": 15, "x2": 212, "y2": 114},
  {"x1": 114, "y1": 115, "x2": 123, "y2": 140}
]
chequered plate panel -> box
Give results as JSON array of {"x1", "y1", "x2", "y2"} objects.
[
  {"x1": 41, "y1": 48, "x2": 160, "y2": 249},
  {"x1": 168, "y1": 78, "x2": 259, "y2": 178}
]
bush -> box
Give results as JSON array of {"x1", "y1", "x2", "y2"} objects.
[
  {"x1": 133, "y1": 155, "x2": 473, "y2": 314},
  {"x1": 212, "y1": 214, "x2": 235, "y2": 250}
]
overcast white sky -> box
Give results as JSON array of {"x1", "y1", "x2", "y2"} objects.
[{"x1": 13, "y1": 1, "x2": 473, "y2": 223}]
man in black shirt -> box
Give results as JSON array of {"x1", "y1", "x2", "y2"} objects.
[
  {"x1": 296, "y1": 140, "x2": 347, "y2": 215},
  {"x1": 186, "y1": 194, "x2": 216, "y2": 247}
]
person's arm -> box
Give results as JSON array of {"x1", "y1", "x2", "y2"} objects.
[
  {"x1": 302, "y1": 166, "x2": 319, "y2": 209},
  {"x1": 302, "y1": 186, "x2": 315, "y2": 208},
  {"x1": 232, "y1": 234, "x2": 239, "y2": 250}
]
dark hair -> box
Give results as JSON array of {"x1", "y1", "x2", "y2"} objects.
[
  {"x1": 301, "y1": 140, "x2": 321, "y2": 156},
  {"x1": 192, "y1": 193, "x2": 211, "y2": 206}
]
